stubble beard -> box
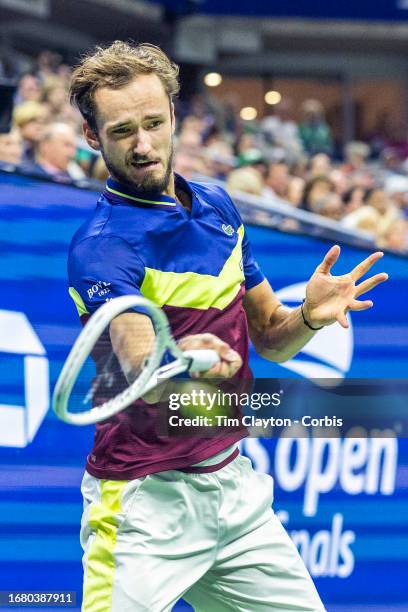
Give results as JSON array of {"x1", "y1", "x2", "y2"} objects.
[{"x1": 102, "y1": 143, "x2": 174, "y2": 194}]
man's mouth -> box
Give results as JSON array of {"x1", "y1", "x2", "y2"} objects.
[{"x1": 131, "y1": 160, "x2": 160, "y2": 170}]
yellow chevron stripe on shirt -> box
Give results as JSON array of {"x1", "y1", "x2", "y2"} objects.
[{"x1": 140, "y1": 224, "x2": 245, "y2": 310}]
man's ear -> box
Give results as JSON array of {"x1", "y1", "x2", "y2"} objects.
[
  {"x1": 83, "y1": 121, "x2": 101, "y2": 151},
  {"x1": 170, "y1": 102, "x2": 176, "y2": 135}
]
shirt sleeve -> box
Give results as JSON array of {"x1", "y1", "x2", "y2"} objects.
[
  {"x1": 242, "y1": 228, "x2": 265, "y2": 290},
  {"x1": 68, "y1": 235, "x2": 146, "y2": 316}
]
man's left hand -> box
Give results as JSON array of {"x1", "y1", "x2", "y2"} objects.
[{"x1": 304, "y1": 245, "x2": 389, "y2": 329}]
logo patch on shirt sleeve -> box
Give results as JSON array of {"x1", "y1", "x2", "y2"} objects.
[
  {"x1": 222, "y1": 223, "x2": 235, "y2": 236},
  {"x1": 87, "y1": 281, "x2": 112, "y2": 300}
]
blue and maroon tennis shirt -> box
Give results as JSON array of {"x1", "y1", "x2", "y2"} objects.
[{"x1": 68, "y1": 173, "x2": 265, "y2": 480}]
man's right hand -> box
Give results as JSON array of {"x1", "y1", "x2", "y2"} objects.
[{"x1": 178, "y1": 333, "x2": 242, "y2": 379}]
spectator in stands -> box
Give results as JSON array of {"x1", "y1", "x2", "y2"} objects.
[
  {"x1": 290, "y1": 156, "x2": 309, "y2": 181},
  {"x1": 56, "y1": 63, "x2": 73, "y2": 83},
  {"x1": 309, "y1": 153, "x2": 332, "y2": 177},
  {"x1": 177, "y1": 116, "x2": 203, "y2": 152},
  {"x1": 287, "y1": 176, "x2": 306, "y2": 207},
  {"x1": 313, "y1": 192, "x2": 344, "y2": 220},
  {"x1": 227, "y1": 166, "x2": 275, "y2": 226},
  {"x1": 226, "y1": 166, "x2": 264, "y2": 197},
  {"x1": 23, "y1": 122, "x2": 84, "y2": 182},
  {"x1": 378, "y1": 218, "x2": 408, "y2": 253},
  {"x1": 342, "y1": 187, "x2": 399, "y2": 239},
  {"x1": 236, "y1": 132, "x2": 258, "y2": 157},
  {"x1": 341, "y1": 141, "x2": 371, "y2": 176},
  {"x1": 342, "y1": 186, "x2": 366, "y2": 215},
  {"x1": 330, "y1": 168, "x2": 350, "y2": 197},
  {"x1": 384, "y1": 175, "x2": 408, "y2": 215},
  {"x1": 42, "y1": 76, "x2": 78, "y2": 125},
  {"x1": 174, "y1": 147, "x2": 210, "y2": 180},
  {"x1": 365, "y1": 188, "x2": 395, "y2": 217},
  {"x1": 265, "y1": 162, "x2": 290, "y2": 199},
  {"x1": 42, "y1": 77, "x2": 66, "y2": 113},
  {"x1": 366, "y1": 188, "x2": 402, "y2": 244},
  {"x1": 347, "y1": 170, "x2": 375, "y2": 191},
  {"x1": 204, "y1": 142, "x2": 236, "y2": 181},
  {"x1": 13, "y1": 101, "x2": 47, "y2": 164},
  {"x1": 261, "y1": 98, "x2": 303, "y2": 164},
  {"x1": 342, "y1": 206, "x2": 382, "y2": 237},
  {"x1": 298, "y1": 99, "x2": 333, "y2": 156},
  {"x1": 237, "y1": 148, "x2": 268, "y2": 182},
  {"x1": 380, "y1": 147, "x2": 404, "y2": 178},
  {"x1": 303, "y1": 175, "x2": 335, "y2": 212},
  {"x1": 0, "y1": 130, "x2": 22, "y2": 165},
  {"x1": 15, "y1": 74, "x2": 42, "y2": 104},
  {"x1": 201, "y1": 124, "x2": 227, "y2": 150}
]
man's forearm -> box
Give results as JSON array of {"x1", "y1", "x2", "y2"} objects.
[
  {"x1": 110, "y1": 312, "x2": 156, "y2": 383},
  {"x1": 251, "y1": 304, "x2": 318, "y2": 363}
]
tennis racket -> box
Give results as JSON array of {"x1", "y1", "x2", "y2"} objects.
[{"x1": 52, "y1": 295, "x2": 220, "y2": 426}]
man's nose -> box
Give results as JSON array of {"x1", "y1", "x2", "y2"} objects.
[{"x1": 132, "y1": 130, "x2": 152, "y2": 157}]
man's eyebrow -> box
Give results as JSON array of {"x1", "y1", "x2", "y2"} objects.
[
  {"x1": 107, "y1": 114, "x2": 165, "y2": 131},
  {"x1": 107, "y1": 121, "x2": 132, "y2": 131},
  {"x1": 144, "y1": 114, "x2": 165, "y2": 120}
]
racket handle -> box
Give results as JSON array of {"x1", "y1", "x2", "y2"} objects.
[{"x1": 183, "y1": 349, "x2": 220, "y2": 372}]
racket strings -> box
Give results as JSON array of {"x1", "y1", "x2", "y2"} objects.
[
  {"x1": 69, "y1": 322, "x2": 159, "y2": 416},
  {"x1": 83, "y1": 352, "x2": 117, "y2": 405}
]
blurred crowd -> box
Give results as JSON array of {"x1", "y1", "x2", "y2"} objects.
[
  {"x1": 0, "y1": 50, "x2": 407, "y2": 254},
  {"x1": 175, "y1": 96, "x2": 408, "y2": 254}
]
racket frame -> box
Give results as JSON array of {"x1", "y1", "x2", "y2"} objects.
[{"x1": 52, "y1": 295, "x2": 218, "y2": 425}]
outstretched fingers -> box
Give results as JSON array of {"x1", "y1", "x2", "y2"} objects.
[
  {"x1": 316, "y1": 244, "x2": 341, "y2": 274},
  {"x1": 348, "y1": 299, "x2": 373, "y2": 311},
  {"x1": 350, "y1": 252, "x2": 384, "y2": 282},
  {"x1": 336, "y1": 310, "x2": 349, "y2": 329},
  {"x1": 355, "y1": 272, "x2": 389, "y2": 297}
]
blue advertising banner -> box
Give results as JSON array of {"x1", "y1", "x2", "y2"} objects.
[{"x1": 0, "y1": 170, "x2": 407, "y2": 610}]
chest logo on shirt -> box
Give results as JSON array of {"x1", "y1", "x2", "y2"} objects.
[{"x1": 222, "y1": 223, "x2": 235, "y2": 236}]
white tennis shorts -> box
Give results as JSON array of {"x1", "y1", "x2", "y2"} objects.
[{"x1": 80, "y1": 451, "x2": 325, "y2": 612}]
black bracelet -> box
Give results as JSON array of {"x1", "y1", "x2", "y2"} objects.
[{"x1": 301, "y1": 299, "x2": 323, "y2": 331}]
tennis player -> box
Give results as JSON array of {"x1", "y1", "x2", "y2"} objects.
[{"x1": 68, "y1": 41, "x2": 388, "y2": 612}]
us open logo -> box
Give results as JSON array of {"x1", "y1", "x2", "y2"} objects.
[{"x1": 0, "y1": 310, "x2": 49, "y2": 447}]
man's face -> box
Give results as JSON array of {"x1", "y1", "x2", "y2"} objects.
[
  {"x1": 40, "y1": 127, "x2": 77, "y2": 171},
  {"x1": 87, "y1": 74, "x2": 175, "y2": 193},
  {"x1": 367, "y1": 189, "x2": 389, "y2": 214},
  {"x1": 19, "y1": 75, "x2": 41, "y2": 103},
  {"x1": 20, "y1": 115, "x2": 46, "y2": 143},
  {"x1": 0, "y1": 131, "x2": 22, "y2": 165},
  {"x1": 267, "y1": 163, "x2": 289, "y2": 197}
]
